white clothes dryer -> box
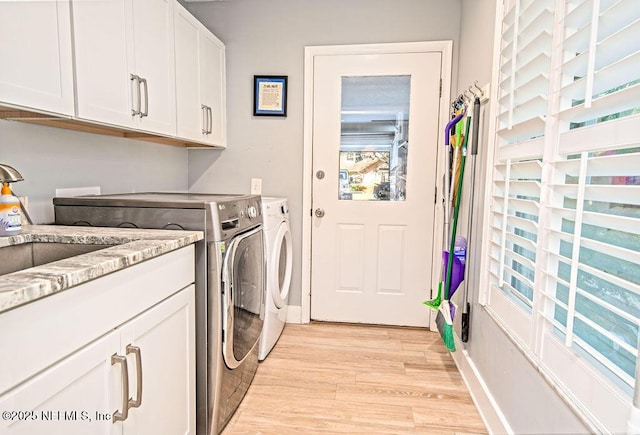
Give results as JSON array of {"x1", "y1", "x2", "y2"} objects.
[{"x1": 259, "y1": 197, "x2": 292, "y2": 360}]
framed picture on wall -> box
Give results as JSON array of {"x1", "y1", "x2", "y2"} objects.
[{"x1": 253, "y1": 75, "x2": 288, "y2": 117}]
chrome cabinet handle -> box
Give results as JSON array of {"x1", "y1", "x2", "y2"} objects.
[
  {"x1": 130, "y1": 74, "x2": 141, "y2": 116},
  {"x1": 111, "y1": 353, "x2": 129, "y2": 422},
  {"x1": 201, "y1": 104, "x2": 208, "y2": 134},
  {"x1": 140, "y1": 77, "x2": 148, "y2": 118},
  {"x1": 207, "y1": 106, "x2": 213, "y2": 134},
  {"x1": 126, "y1": 345, "x2": 143, "y2": 409}
]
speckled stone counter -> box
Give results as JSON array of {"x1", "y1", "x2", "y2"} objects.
[{"x1": 0, "y1": 225, "x2": 203, "y2": 314}]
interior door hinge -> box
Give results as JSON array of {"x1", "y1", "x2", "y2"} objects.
[
  {"x1": 439, "y1": 78, "x2": 442, "y2": 98},
  {"x1": 434, "y1": 186, "x2": 438, "y2": 204}
]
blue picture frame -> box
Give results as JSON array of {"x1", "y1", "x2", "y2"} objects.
[{"x1": 253, "y1": 75, "x2": 288, "y2": 117}]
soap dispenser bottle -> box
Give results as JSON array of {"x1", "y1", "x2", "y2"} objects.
[{"x1": 0, "y1": 182, "x2": 21, "y2": 236}]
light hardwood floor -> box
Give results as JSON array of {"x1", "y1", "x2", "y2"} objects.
[{"x1": 222, "y1": 322, "x2": 487, "y2": 434}]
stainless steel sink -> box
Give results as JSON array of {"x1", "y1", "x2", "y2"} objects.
[{"x1": 0, "y1": 242, "x2": 114, "y2": 276}]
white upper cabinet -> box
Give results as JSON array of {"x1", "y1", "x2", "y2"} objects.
[
  {"x1": 199, "y1": 29, "x2": 227, "y2": 147},
  {"x1": 0, "y1": 0, "x2": 74, "y2": 116},
  {"x1": 174, "y1": 4, "x2": 227, "y2": 147},
  {"x1": 72, "y1": 0, "x2": 177, "y2": 136}
]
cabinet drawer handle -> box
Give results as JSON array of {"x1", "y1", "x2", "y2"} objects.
[
  {"x1": 140, "y1": 77, "x2": 149, "y2": 118},
  {"x1": 130, "y1": 74, "x2": 141, "y2": 116},
  {"x1": 207, "y1": 106, "x2": 213, "y2": 134},
  {"x1": 126, "y1": 345, "x2": 143, "y2": 409},
  {"x1": 201, "y1": 104, "x2": 208, "y2": 134},
  {"x1": 111, "y1": 353, "x2": 129, "y2": 422}
]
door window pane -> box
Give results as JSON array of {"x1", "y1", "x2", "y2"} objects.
[{"x1": 339, "y1": 75, "x2": 410, "y2": 201}]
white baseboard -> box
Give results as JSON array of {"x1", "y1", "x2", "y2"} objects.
[
  {"x1": 286, "y1": 305, "x2": 303, "y2": 324},
  {"x1": 451, "y1": 337, "x2": 512, "y2": 435}
]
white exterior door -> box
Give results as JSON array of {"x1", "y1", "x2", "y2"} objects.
[{"x1": 310, "y1": 45, "x2": 446, "y2": 327}]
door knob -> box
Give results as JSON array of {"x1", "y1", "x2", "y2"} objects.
[{"x1": 314, "y1": 208, "x2": 325, "y2": 218}]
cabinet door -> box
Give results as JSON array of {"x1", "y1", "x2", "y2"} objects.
[
  {"x1": 0, "y1": 331, "x2": 122, "y2": 435},
  {"x1": 130, "y1": 0, "x2": 176, "y2": 136},
  {"x1": 174, "y1": 5, "x2": 204, "y2": 142},
  {"x1": 72, "y1": 0, "x2": 136, "y2": 128},
  {"x1": 72, "y1": 0, "x2": 175, "y2": 135},
  {"x1": 119, "y1": 285, "x2": 196, "y2": 435},
  {"x1": 0, "y1": 0, "x2": 74, "y2": 115},
  {"x1": 200, "y1": 30, "x2": 227, "y2": 147}
]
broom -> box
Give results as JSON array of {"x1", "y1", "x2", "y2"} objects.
[
  {"x1": 436, "y1": 114, "x2": 471, "y2": 352},
  {"x1": 424, "y1": 110, "x2": 465, "y2": 310}
]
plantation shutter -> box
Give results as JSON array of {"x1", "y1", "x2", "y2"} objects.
[
  {"x1": 488, "y1": 0, "x2": 552, "y2": 339},
  {"x1": 486, "y1": 0, "x2": 640, "y2": 431},
  {"x1": 538, "y1": 0, "x2": 640, "y2": 429}
]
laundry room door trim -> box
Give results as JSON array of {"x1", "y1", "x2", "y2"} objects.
[{"x1": 300, "y1": 41, "x2": 453, "y2": 325}]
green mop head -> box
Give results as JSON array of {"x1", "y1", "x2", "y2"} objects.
[
  {"x1": 435, "y1": 300, "x2": 456, "y2": 352},
  {"x1": 423, "y1": 282, "x2": 442, "y2": 310}
]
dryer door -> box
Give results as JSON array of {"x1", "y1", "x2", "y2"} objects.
[
  {"x1": 270, "y1": 221, "x2": 292, "y2": 308},
  {"x1": 221, "y1": 226, "x2": 265, "y2": 369}
]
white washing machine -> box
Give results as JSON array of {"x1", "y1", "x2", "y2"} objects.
[{"x1": 258, "y1": 197, "x2": 292, "y2": 361}]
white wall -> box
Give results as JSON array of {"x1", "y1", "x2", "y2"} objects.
[
  {"x1": 0, "y1": 120, "x2": 188, "y2": 223},
  {"x1": 455, "y1": 0, "x2": 591, "y2": 433},
  {"x1": 186, "y1": 0, "x2": 463, "y2": 306}
]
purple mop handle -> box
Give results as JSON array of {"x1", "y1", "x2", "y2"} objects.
[{"x1": 445, "y1": 110, "x2": 466, "y2": 146}]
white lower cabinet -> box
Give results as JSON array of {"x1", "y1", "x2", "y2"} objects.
[{"x1": 0, "y1": 247, "x2": 196, "y2": 435}]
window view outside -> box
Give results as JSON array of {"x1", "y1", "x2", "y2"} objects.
[{"x1": 338, "y1": 75, "x2": 410, "y2": 201}]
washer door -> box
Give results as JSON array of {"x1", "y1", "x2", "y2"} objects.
[
  {"x1": 222, "y1": 226, "x2": 265, "y2": 369},
  {"x1": 270, "y1": 221, "x2": 292, "y2": 308}
]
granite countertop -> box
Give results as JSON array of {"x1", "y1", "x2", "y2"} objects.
[{"x1": 0, "y1": 225, "x2": 204, "y2": 314}]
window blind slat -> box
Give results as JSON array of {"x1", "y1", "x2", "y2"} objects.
[
  {"x1": 564, "y1": 22, "x2": 591, "y2": 54},
  {"x1": 580, "y1": 237, "x2": 640, "y2": 266},
  {"x1": 558, "y1": 82, "x2": 640, "y2": 124},
  {"x1": 505, "y1": 231, "x2": 537, "y2": 253},
  {"x1": 508, "y1": 198, "x2": 540, "y2": 216},
  {"x1": 508, "y1": 179, "x2": 541, "y2": 198},
  {"x1": 583, "y1": 184, "x2": 640, "y2": 205},
  {"x1": 593, "y1": 20, "x2": 640, "y2": 72},
  {"x1": 497, "y1": 115, "x2": 546, "y2": 143},
  {"x1": 565, "y1": 0, "x2": 593, "y2": 30},
  {"x1": 573, "y1": 311, "x2": 637, "y2": 356},
  {"x1": 507, "y1": 214, "x2": 539, "y2": 234},
  {"x1": 502, "y1": 281, "x2": 534, "y2": 306},
  {"x1": 577, "y1": 287, "x2": 640, "y2": 326},
  {"x1": 508, "y1": 159, "x2": 543, "y2": 178},
  {"x1": 571, "y1": 335, "x2": 635, "y2": 387},
  {"x1": 520, "y1": 0, "x2": 553, "y2": 29},
  {"x1": 504, "y1": 247, "x2": 537, "y2": 271},
  {"x1": 552, "y1": 160, "x2": 581, "y2": 178},
  {"x1": 558, "y1": 114, "x2": 640, "y2": 154},
  {"x1": 515, "y1": 52, "x2": 551, "y2": 88},
  {"x1": 561, "y1": 52, "x2": 640, "y2": 100},
  {"x1": 578, "y1": 262, "x2": 640, "y2": 297},
  {"x1": 587, "y1": 151, "x2": 640, "y2": 176},
  {"x1": 598, "y1": 1, "x2": 640, "y2": 42},
  {"x1": 500, "y1": 95, "x2": 548, "y2": 125},
  {"x1": 582, "y1": 211, "x2": 640, "y2": 237}
]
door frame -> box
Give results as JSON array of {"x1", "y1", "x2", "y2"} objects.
[{"x1": 300, "y1": 41, "x2": 454, "y2": 326}]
